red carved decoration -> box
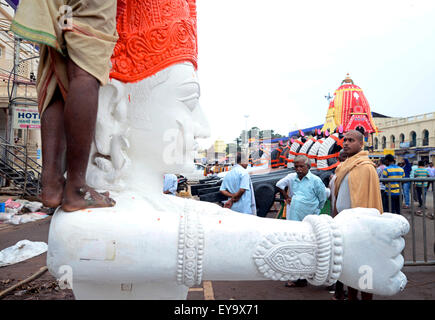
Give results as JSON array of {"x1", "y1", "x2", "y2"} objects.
[{"x1": 110, "y1": 0, "x2": 198, "y2": 83}]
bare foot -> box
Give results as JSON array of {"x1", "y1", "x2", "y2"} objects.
[
  {"x1": 41, "y1": 177, "x2": 65, "y2": 208},
  {"x1": 61, "y1": 184, "x2": 116, "y2": 212}
]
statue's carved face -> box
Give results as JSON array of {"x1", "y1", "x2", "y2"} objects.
[
  {"x1": 90, "y1": 62, "x2": 209, "y2": 190},
  {"x1": 126, "y1": 62, "x2": 210, "y2": 174}
]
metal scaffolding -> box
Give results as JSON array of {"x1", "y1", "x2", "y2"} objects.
[{"x1": 0, "y1": 8, "x2": 41, "y2": 196}]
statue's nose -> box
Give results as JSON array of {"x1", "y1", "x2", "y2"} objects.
[
  {"x1": 194, "y1": 122, "x2": 210, "y2": 139},
  {"x1": 193, "y1": 105, "x2": 211, "y2": 139}
]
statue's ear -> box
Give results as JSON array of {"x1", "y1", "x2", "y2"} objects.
[{"x1": 95, "y1": 80, "x2": 126, "y2": 155}]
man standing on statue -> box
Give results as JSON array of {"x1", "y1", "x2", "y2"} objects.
[
  {"x1": 333, "y1": 130, "x2": 383, "y2": 300},
  {"x1": 11, "y1": 0, "x2": 119, "y2": 211}
]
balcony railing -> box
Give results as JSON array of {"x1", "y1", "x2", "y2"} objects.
[{"x1": 377, "y1": 112, "x2": 435, "y2": 128}]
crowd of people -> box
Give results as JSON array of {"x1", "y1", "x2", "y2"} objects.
[
  {"x1": 376, "y1": 156, "x2": 434, "y2": 217},
  {"x1": 213, "y1": 130, "x2": 378, "y2": 299},
  {"x1": 205, "y1": 162, "x2": 233, "y2": 176}
]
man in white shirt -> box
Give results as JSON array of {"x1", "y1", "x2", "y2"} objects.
[
  {"x1": 219, "y1": 153, "x2": 256, "y2": 215},
  {"x1": 276, "y1": 155, "x2": 326, "y2": 222},
  {"x1": 163, "y1": 174, "x2": 178, "y2": 195},
  {"x1": 427, "y1": 162, "x2": 434, "y2": 191},
  {"x1": 275, "y1": 155, "x2": 326, "y2": 288}
]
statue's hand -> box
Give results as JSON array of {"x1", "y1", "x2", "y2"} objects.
[{"x1": 334, "y1": 208, "x2": 409, "y2": 296}]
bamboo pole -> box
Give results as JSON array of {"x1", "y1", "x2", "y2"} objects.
[{"x1": 0, "y1": 266, "x2": 48, "y2": 299}]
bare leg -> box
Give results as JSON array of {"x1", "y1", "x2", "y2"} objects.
[
  {"x1": 361, "y1": 291, "x2": 373, "y2": 300},
  {"x1": 61, "y1": 59, "x2": 115, "y2": 212},
  {"x1": 333, "y1": 280, "x2": 346, "y2": 300},
  {"x1": 347, "y1": 287, "x2": 359, "y2": 300},
  {"x1": 40, "y1": 90, "x2": 66, "y2": 208}
]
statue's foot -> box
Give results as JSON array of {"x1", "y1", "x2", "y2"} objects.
[
  {"x1": 41, "y1": 177, "x2": 65, "y2": 208},
  {"x1": 61, "y1": 184, "x2": 116, "y2": 212}
]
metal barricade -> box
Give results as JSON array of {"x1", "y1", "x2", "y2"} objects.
[{"x1": 380, "y1": 177, "x2": 435, "y2": 266}]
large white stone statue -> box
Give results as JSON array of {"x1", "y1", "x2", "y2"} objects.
[
  {"x1": 47, "y1": 61, "x2": 409, "y2": 300},
  {"x1": 43, "y1": 0, "x2": 409, "y2": 300}
]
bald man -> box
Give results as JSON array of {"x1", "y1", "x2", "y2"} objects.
[{"x1": 333, "y1": 130, "x2": 383, "y2": 300}]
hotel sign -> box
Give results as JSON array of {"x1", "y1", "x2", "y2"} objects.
[{"x1": 13, "y1": 107, "x2": 41, "y2": 129}]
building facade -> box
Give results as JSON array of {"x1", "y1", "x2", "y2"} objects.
[
  {"x1": 0, "y1": 4, "x2": 40, "y2": 164},
  {"x1": 372, "y1": 112, "x2": 435, "y2": 164}
]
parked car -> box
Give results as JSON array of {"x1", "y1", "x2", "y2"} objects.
[{"x1": 179, "y1": 163, "x2": 207, "y2": 181}]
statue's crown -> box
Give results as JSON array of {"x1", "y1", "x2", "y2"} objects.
[{"x1": 110, "y1": 0, "x2": 198, "y2": 83}]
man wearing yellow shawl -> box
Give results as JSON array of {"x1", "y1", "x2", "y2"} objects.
[
  {"x1": 10, "y1": 0, "x2": 118, "y2": 211},
  {"x1": 334, "y1": 129, "x2": 383, "y2": 300}
]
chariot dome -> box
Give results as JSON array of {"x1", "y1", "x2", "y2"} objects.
[{"x1": 322, "y1": 74, "x2": 378, "y2": 134}]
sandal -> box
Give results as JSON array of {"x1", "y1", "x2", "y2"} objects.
[{"x1": 415, "y1": 211, "x2": 423, "y2": 217}]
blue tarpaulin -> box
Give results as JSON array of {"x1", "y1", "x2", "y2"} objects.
[
  {"x1": 270, "y1": 137, "x2": 289, "y2": 143},
  {"x1": 288, "y1": 124, "x2": 323, "y2": 138},
  {"x1": 402, "y1": 153, "x2": 416, "y2": 159}
]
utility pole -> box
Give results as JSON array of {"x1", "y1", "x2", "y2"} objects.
[
  {"x1": 7, "y1": 35, "x2": 20, "y2": 145},
  {"x1": 243, "y1": 114, "x2": 249, "y2": 162},
  {"x1": 1, "y1": 35, "x2": 20, "y2": 187}
]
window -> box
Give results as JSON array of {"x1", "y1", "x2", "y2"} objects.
[
  {"x1": 374, "y1": 137, "x2": 378, "y2": 150},
  {"x1": 390, "y1": 135, "x2": 395, "y2": 149},
  {"x1": 382, "y1": 136, "x2": 386, "y2": 149},
  {"x1": 410, "y1": 131, "x2": 417, "y2": 147},
  {"x1": 399, "y1": 133, "x2": 405, "y2": 143},
  {"x1": 422, "y1": 129, "x2": 429, "y2": 146},
  {"x1": 18, "y1": 60, "x2": 30, "y2": 77}
]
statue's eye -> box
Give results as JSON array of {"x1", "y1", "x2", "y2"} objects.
[
  {"x1": 179, "y1": 93, "x2": 199, "y2": 111},
  {"x1": 177, "y1": 81, "x2": 200, "y2": 111}
]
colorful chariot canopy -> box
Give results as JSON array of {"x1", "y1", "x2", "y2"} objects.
[
  {"x1": 110, "y1": 0, "x2": 198, "y2": 83},
  {"x1": 321, "y1": 74, "x2": 378, "y2": 134}
]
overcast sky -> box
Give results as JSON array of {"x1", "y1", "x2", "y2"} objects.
[{"x1": 195, "y1": 0, "x2": 435, "y2": 147}]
